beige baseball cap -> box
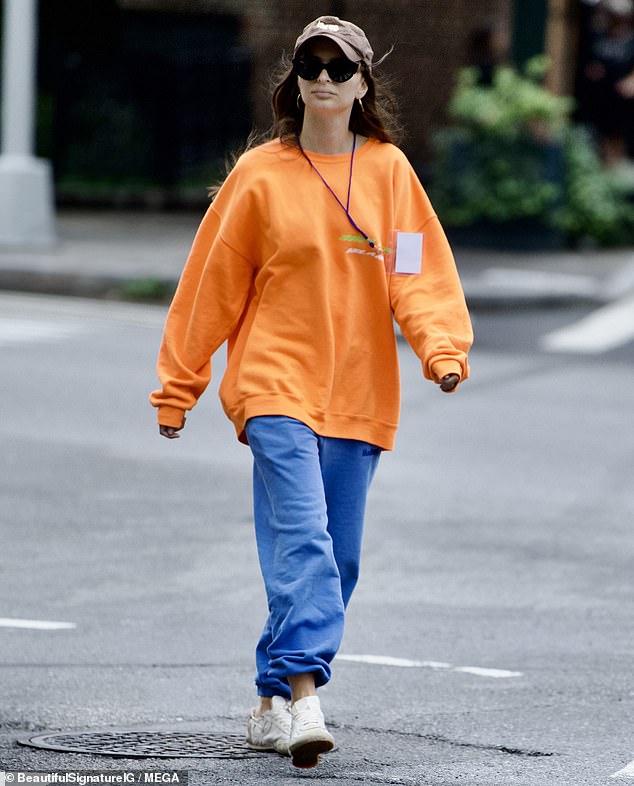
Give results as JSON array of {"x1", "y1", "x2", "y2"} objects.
[{"x1": 293, "y1": 16, "x2": 374, "y2": 68}]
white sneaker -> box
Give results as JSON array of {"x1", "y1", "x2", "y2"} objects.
[
  {"x1": 289, "y1": 695, "x2": 335, "y2": 768},
  {"x1": 246, "y1": 695, "x2": 292, "y2": 756}
]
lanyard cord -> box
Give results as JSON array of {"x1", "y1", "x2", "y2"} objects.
[{"x1": 295, "y1": 131, "x2": 376, "y2": 250}]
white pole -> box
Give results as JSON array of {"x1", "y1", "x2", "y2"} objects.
[
  {"x1": 2, "y1": 0, "x2": 36, "y2": 155},
  {"x1": 0, "y1": 0, "x2": 56, "y2": 245}
]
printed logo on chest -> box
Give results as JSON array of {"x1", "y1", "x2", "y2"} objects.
[{"x1": 339, "y1": 234, "x2": 391, "y2": 260}]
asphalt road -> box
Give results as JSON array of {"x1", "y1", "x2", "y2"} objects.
[{"x1": 0, "y1": 291, "x2": 633, "y2": 786}]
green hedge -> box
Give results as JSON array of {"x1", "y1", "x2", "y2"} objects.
[{"x1": 431, "y1": 57, "x2": 634, "y2": 247}]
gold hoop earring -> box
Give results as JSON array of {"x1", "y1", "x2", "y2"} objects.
[
  {"x1": 297, "y1": 93, "x2": 303, "y2": 110},
  {"x1": 357, "y1": 97, "x2": 365, "y2": 112}
]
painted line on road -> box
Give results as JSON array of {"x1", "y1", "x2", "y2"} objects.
[
  {"x1": 0, "y1": 617, "x2": 76, "y2": 630},
  {"x1": 612, "y1": 760, "x2": 634, "y2": 779},
  {"x1": 336, "y1": 653, "x2": 523, "y2": 678},
  {"x1": 338, "y1": 653, "x2": 451, "y2": 669},
  {"x1": 0, "y1": 291, "x2": 167, "y2": 329},
  {"x1": 0, "y1": 317, "x2": 82, "y2": 346},
  {"x1": 541, "y1": 293, "x2": 634, "y2": 353},
  {"x1": 453, "y1": 666, "x2": 523, "y2": 678},
  {"x1": 481, "y1": 267, "x2": 598, "y2": 297}
]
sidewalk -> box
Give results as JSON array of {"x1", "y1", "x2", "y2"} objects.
[{"x1": 1, "y1": 209, "x2": 633, "y2": 308}]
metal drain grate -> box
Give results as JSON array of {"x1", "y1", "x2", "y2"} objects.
[{"x1": 19, "y1": 730, "x2": 270, "y2": 759}]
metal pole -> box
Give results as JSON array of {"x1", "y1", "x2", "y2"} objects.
[{"x1": 0, "y1": 0, "x2": 56, "y2": 246}]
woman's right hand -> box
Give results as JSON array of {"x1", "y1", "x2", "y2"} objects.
[{"x1": 159, "y1": 420, "x2": 185, "y2": 439}]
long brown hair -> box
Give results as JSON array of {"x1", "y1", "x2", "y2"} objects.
[{"x1": 208, "y1": 47, "x2": 402, "y2": 199}]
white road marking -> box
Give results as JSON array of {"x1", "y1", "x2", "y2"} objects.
[
  {"x1": 453, "y1": 666, "x2": 524, "y2": 678},
  {"x1": 336, "y1": 653, "x2": 523, "y2": 678},
  {"x1": 480, "y1": 267, "x2": 598, "y2": 297},
  {"x1": 0, "y1": 617, "x2": 76, "y2": 630},
  {"x1": 0, "y1": 317, "x2": 82, "y2": 345},
  {"x1": 0, "y1": 291, "x2": 166, "y2": 328},
  {"x1": 337, "y1": 653, "x2": 451, "y2": 669},
  {"x1": 541, "y1": 293, "x2": 634, "y2": 353},
  {"x1": 612, "y1": 760, "x2": 634, "y2": 779}
]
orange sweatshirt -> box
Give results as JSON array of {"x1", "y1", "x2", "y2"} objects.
[{"x1": 149, "y1": 137, "x2": 473, "y2": 451}]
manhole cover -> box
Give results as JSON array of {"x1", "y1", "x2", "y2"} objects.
[{"x1": 19, "y1": 730, "x2": 270, "y2": 759}]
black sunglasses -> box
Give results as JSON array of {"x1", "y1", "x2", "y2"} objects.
[{"x1": 292, "y1": 55, "x2": 360, "y2": 83}]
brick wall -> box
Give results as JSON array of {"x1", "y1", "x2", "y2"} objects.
[{"x1": 117, "y1": 0, "x2": 512, "y2": 164}]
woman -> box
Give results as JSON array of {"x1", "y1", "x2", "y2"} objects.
[{"x1": 149, "y1": 15, "x2": 473, "y2": 770}]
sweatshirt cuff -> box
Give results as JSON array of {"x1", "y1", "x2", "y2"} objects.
[
  {"x1": 157, "y1": 405, "x2": 187, "y2": 428},
  {"x1": 431, "y1": 359, "x2": 463, "y2": 383}
]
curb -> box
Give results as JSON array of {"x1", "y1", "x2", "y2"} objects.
[
  {"x1": 0, "y1": 269, "x2": 176, "y2": 302},
  {"x1": 0, "y1": 268, "x2": 610, "y2": 310}
]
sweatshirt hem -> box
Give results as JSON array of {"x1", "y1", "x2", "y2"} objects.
[{"x1": 226, "y1": 394, "x2": 398, "y2": 451}]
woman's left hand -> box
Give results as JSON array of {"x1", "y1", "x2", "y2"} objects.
[{"x1": 439, "y1": 373, "x2": 460, "y2": 393}]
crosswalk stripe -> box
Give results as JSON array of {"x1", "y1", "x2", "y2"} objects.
[
  {"x1": 612, "y1": 760, "x2": 634, "y2": 779},
  {"x1": 0, "y1": 317, "x2": 82, "y2": 345},
  {"x1": 541, "y1": 294, "x2": 634, "y2": 353},
  {"x1": 0, "y1": 617, "x2": 76, "y2": 630},
  {"x1": 0, "y1": 291, "x2": 166, "y2": 328},
  {"x1": 336, "y1": 653, "x2": 523, "y2": 678}
]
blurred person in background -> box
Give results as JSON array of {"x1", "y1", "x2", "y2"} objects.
[
  {"x1": 150, "y1": 14, "x2": 472, "y2": 771},
  {"x1": 466, "y1": 19, "x2": 512, "y2": 85},
  {"x1": 579, "y1": 0, "x2": 634, "y2": 169}
]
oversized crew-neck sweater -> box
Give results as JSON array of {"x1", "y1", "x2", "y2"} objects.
[{"x1": 149, "y1": 137, "x2": 473, "y2": 451}]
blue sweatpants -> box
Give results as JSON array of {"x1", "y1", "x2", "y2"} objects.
[{"x1": 244, "y1": 415, "x2": 381, "y2": 699}]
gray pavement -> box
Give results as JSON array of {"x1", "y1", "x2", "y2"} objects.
[
  {"x1": 1, "y1": 210, "x2": 634, "y2": 307},
  {"x1": 1, "y1": 291, "x2": 633, "y2": 784}
]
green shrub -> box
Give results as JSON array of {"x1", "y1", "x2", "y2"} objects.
[
  {"x1": 448, "y1": 56, "x2": 572, "y2": 139},
  {"x1": 431, "y1": 56, "x2": 634, "y2": 246},
  {"x1": 117, "y1": 278, "x2": 176, "y2": 302},
  {"x1": 552, "y1": 126, "x2": 634, "y2": 245}
]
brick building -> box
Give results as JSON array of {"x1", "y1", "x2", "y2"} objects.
[{"x1": 33, "y1": 0, "x2": 534, "y2": 203}]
